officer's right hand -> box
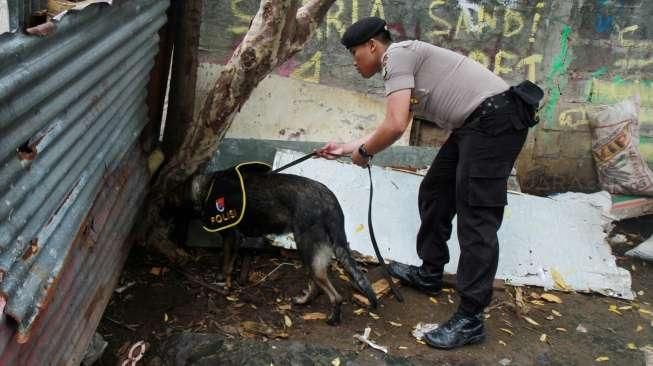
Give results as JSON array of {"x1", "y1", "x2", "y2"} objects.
[{"x1": 315, "y1": 141, "x2": 346, "y2": 160}]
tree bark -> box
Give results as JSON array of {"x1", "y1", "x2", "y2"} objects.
[{"x1": 143, "y1": 0, "x2": 336, "y2": 262}]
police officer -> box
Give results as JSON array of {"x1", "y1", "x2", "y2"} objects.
[{"x1": 316, "y1": 17, "x2": 537, "y2": 349}]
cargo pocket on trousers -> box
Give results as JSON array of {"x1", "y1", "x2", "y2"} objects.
[{"x1": 468, "y1": 162, "x2": 513, "y2": 207}]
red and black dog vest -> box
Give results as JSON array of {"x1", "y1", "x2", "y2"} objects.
[{"x1": 200, "y1": 162, "x2": 271, "y2": 232}]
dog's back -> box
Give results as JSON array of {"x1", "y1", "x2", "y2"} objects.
[{"x1": 237, "y1": 173, "x2": 344, "y2": 237}]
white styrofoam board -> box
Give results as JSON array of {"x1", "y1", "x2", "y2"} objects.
[{"x1": 272, "y1": 149, "x2": 633, "y2": 300}]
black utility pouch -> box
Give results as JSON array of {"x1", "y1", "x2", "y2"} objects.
[{"x1": 509, "y1": 80, "x2": 544, "y2": 128}]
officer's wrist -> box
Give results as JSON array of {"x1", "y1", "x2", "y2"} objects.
[{"x1": 358, "y1": 144, "x2": 373, "y2": 158}]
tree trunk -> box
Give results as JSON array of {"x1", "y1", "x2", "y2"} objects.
[{"x1": 143, "y1": 0, "x2": 336, "y2": 262}]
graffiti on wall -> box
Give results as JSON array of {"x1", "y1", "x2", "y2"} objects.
[
  {"x1": 202, "y1": 0, "x2": 653, "y2": 163},
  {"x1": 215, "y1": 0, "x2": 548, "y2": 87}
]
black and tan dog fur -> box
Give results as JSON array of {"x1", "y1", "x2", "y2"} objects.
[{"x1": 167, "y1": 168, "x2": 378, "y2": 325}]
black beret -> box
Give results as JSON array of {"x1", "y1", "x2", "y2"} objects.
[{"x1": 341, "y1": 17, "x2": 387, "y2": 49}]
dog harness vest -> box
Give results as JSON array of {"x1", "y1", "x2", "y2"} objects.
[{"x1": 200, "y1": 162, "x2": 271, "y2": 232}]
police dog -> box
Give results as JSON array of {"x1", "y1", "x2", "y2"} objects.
[{"x1": 170, "y1": 167, "x2": 378, "y2": 325}]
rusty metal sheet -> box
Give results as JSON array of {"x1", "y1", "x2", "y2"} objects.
[{"x1": 0, "y1": 0, "x2": 168, "y2": 362}]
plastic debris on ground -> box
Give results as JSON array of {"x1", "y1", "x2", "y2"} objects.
[
  {"x1": 353, "y1": 327, "x2": 388, "y2": 354},
  {"x1": 411, "y1": 323, "x2": 439, "y2": 341}
]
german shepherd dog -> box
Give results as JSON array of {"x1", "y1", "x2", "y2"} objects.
[{"x1": 168, "y1": 167, "x2": 378, "y2": 325}]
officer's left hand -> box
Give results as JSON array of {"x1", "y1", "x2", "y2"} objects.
[{"x1": 351, "y1": 148, "x2": 370, "y2": 167}]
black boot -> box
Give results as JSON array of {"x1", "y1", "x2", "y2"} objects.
[
  {"x1": 387, "y1": 262, "x2": 441, "y2": 295},
  {"x1": 423, "y1": 311, "x2": 485, "y2": 349}
]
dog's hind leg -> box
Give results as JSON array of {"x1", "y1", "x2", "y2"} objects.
[
  {"x1": 293, "y1": 277, "x2": 319, "y2": 305},
  {"x1": 311, "y1": 246, "x2": 343, "y2": 325}
]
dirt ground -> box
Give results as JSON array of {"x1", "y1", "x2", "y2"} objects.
[{"x1": 96, "y1": 217, "x2": 653, "y2": 365}]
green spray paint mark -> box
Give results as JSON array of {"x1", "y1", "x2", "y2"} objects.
[
  {"x1": 612, "y1": 75, "x2": 625, "y2": 85},
  {"x1": 591, "y1": 67, "x2": 608, "y2": 78},
  {"x1": 543, "y1": 25, "x2": 572, "y2": 127}
]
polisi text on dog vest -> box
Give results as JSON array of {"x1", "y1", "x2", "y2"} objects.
[{"x1": 200, "y1": 162, "x2": 271, "y2": 232}]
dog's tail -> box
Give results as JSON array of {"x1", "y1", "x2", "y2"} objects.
[{"x1": 333, "y1": 245, "x2": 379, "y2": 308}]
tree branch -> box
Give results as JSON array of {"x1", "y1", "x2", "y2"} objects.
[{"x1": 143, "y1": 0, "x2": 336, "y2": 262}]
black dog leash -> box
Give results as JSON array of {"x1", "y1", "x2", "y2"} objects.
[
  {"x1": 273, "y1": 151, "x2": 403, "y2": 302},
  {"x1": 366, "y1": 164, "x2": 404, "y2": 302},
  {"x1": 271, "y1": 152, "x2": 318, "y2": 173}
]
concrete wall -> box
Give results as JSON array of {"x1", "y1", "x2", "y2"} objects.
[{"x1": 197, "y1": 0, "x2": 653, "y2": 194}]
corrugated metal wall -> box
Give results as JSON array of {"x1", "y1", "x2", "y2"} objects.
[{"x1": 0, "y1": 0, "x2": 168, "y2": 363}]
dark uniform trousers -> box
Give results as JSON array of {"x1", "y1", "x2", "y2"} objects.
[{"x1": 416, "y1": 91, "x2": 529, "y2": 315}]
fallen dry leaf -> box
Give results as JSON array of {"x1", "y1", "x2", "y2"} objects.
[
  {"x1": 429, "y1": 297, "x2": 439, "y2": 305},
  {"x1": 595, "y1": 356, "x2": 609, "y2": 362},
  {"x1": 636, "y1": 325, "x2": 644, "y2": 332},
  {"x1": 551, "y1": 268, "x2": 571, "y2": 291},
  {"x1": 442, "y1": 288, "x2": 454, "y2": 293},
  {"x1": 278, "y1": 304, "x2": 292, "y2": 311},
  {"x1": 608, "y1": 305, "x2": 623, "y2": 315},
  {"x1": 283, "y1": 315, "x2": 293, "y2": 328},
  {"x1": 531, "y1": 300, "x2": 546, "y2": 306},
  {"x1": 500, "y1": 328, "x2": 514, "y2": 336},
  {"x1": 332, "y1": 357, "x2": 341, "y2": 366},
  {"x1": 149, "y1": 267, "x2": 161, "y2": 276},
  {"x1": 576, "y1": 324, "x2": 588, "y2": 333},
  {"x1": 398, "y1": 346, "x2": 408, "y2": 350},
  {"x1": 522, "y1": 316, "x2": 540, "y2": 326},
  {"x1": 552, "y1": 310, "x2": 562, "y2": 317},
  {"x1": 302, "y1": 312, "x2": 327, "y2": 321},
  {"x1": 226, "y1": 295, "x2": 238, "y2": 302},
  {"x1": 618, "y1": 305, "x2": 633, "y2": 311},
  {"x1": 546, "y1": 315, "x2": 555, "y2": 320},
  {"x1": 639, "y1": 308, "x2": 653, "y2": 316},
  {"x1": 627, "y1": 342, "x2": 637, "y2": 350},
  {"x1": 515, "y1": 287, "x2": 529, "y2": 314},
  {"x1": 164, "y1": 313, "x2": 169, "y2": 322},
  {"x1": 530, "y1": 292, "x2": 541, "y2": 299},
  {"x1": 448, "y1": 295, "x2": 454, "y2": 304},
  {"x1": 240, "y1": 321, "x2": 288, "y2": 339},
  {"x1": 541, "y1": 293, "x2": 563, "y2": 304},
  {"x1": 389, "y1": 321, "x2": 403, "y2": 327},
  {"x1": 540, "y1": 334, "x2": 547, "y2": 342},
  {"x1": 499, "y1": 340, "x2": 507, "y2": 346},
  {"x1": 369, "y1": 312, "x2": 380, "y2": 320},
  {"x1": 354, "y1": 308, "x2": 365, "y2": 315},
  {"x1": 555, "y1": 327, "x2": 567, "y2": 332},
  {"x1": 416, "y1": 339, "x2": 426, "y2": 345}
]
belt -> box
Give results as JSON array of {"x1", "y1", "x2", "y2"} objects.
[{"x1": 464, "y1": 90, "x2": 515, "y2": 124}]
